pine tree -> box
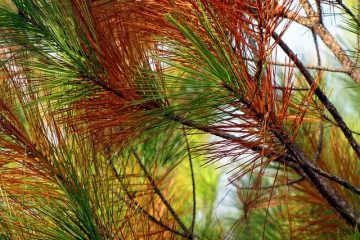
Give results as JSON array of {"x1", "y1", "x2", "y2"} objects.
[{"x1": 0, "y1": 0, "x2": 360, "y2": 239}]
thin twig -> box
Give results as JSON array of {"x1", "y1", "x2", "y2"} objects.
[
  {"x1": 357, "y1": 0, "x2": 360, "y2": 63},
  {"x1": 110, "y1": 160, "x2": 188, "y2": 238},
  {"x1": 236, "y1": 178, "x2": 305, "y2": 190},
  {"x1": 183, "y1": 127, "x2": 196, "y2": 233},
  {"x1": 243, "y1": 57, "x2": 349, "y2": 73},
  {"x1": 130, "y1": 148, "x2": 193, "y2": 239},
  {"x1": 313, "y1": 124, "x2": 324, "y2": 165},
  {"x1": 315, "y1": 0, "x2": 323, "y2": 24},
  {"x1": 312, "y1": 31, "x2": 322, "y2": 66},
  {"x1": 311, "y1": 21, "x2": 324, "y2": 166},
  {"x1": 273, "y1": 86, "x2": 310, "y2": 91}
]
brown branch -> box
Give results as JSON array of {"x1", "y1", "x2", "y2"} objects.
[
  {"x1": 285, "y1": 6, "x2": 360, "y2": 83},
  {"x1": 300, "y1": 0, "x2": 317, "y2": 16},
  {"x1": 285, "y1": 10, "x2": 317, "y2": 26},
  {"x1": 314, "y1": 24, "x2": 360, "y2": 83}
]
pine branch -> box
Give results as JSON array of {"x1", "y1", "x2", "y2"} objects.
[
  {"x1": 273, "y1": 32, "x2": 360, "y2": 159},
  {"x1": 2, "y1": 1, "x2": 360, "y2": 237}
]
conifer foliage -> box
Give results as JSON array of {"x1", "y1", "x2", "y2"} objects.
[{"x1": 0, "y1": 0, "x2": 360, "y2": 239}]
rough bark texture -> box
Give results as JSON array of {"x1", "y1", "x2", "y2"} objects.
[{"x1": 285, "y1": 3, "x2": 360, "y2": 84}]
